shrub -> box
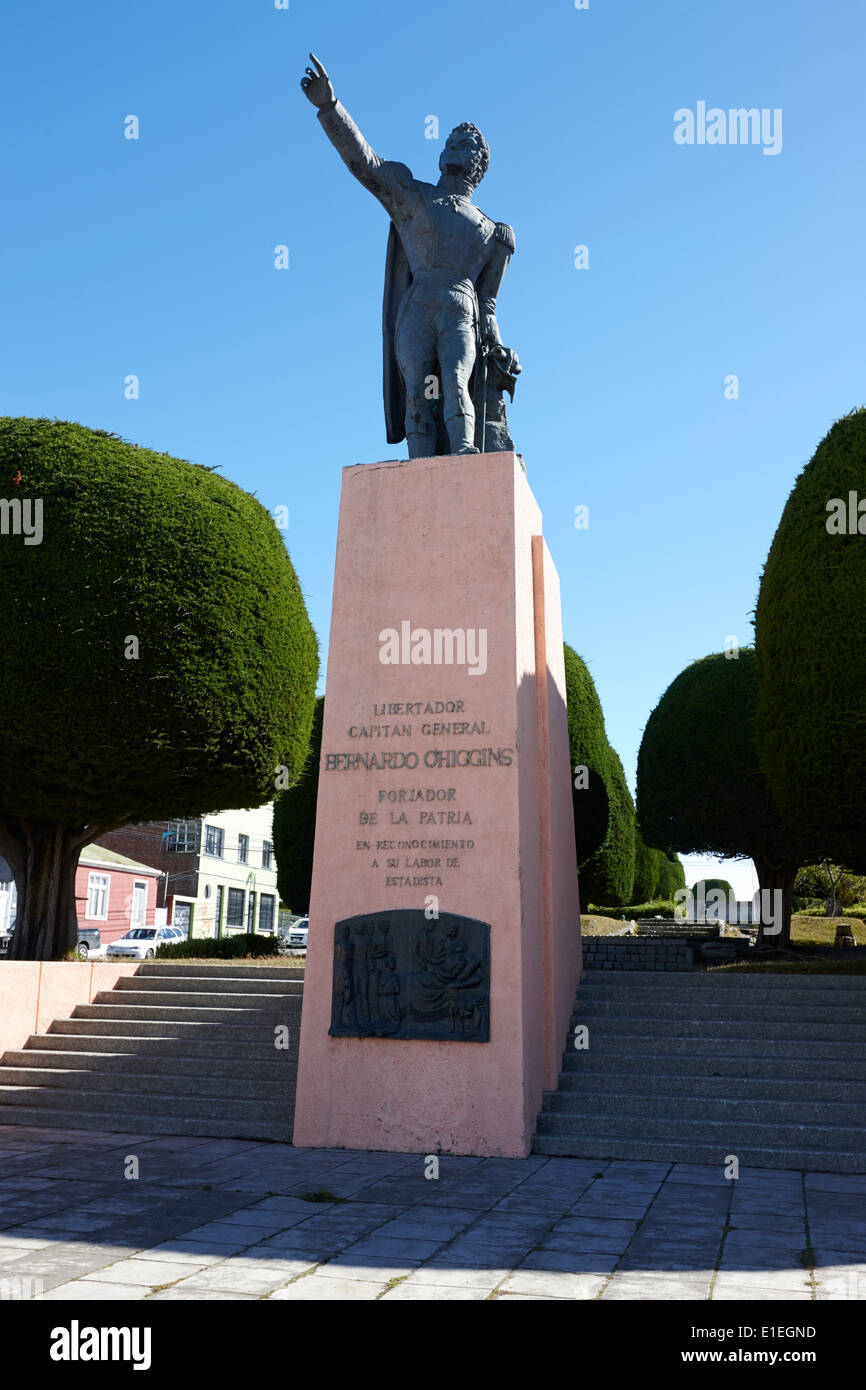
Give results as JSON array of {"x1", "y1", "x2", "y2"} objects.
[
  {"x1": 755, "y1": 408, "x2": 866, "y2": 873},
  {"x1": 156, "y1": 934, "x2": 281, "y2": 959},
  {"x1": 0, "y1": 417, "x2": 318, "y2": 959}
]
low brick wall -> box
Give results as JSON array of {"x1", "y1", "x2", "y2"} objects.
[
  {"x1": 583, "y1": 938, "x2": 694, "y2": 971},
  {"x1": 0, "y1": 961, "x2": 139, "y2": 1056}
]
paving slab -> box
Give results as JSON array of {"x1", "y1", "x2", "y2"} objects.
[
  {"x1": 268, "y1": 1274, "x2": 383, "y2": 1300},
  {"x1": 1, "y1": 1125, "x2": 864, "y2": 1302}
]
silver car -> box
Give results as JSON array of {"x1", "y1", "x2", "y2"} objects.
[
  {"x1": 107, "y1": 926, "x2": 184, "y2": 960},
  {"x1": 286, "y1": 917, "x2": 309, "y2": 949}
]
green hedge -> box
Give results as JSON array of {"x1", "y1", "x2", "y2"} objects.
[
  {"x1": 0, "y1": 416, "x2": 320, "y2": 824},
  {"x1": 586, "y1": 899, "x2": 680, "y2": 919},
  {"x1": 156, "y1": 934, "x2": 281, "y2": 959},
  {"x1": 755, "y1": 408, "x2": 866, "y2": 873},
  {"x1": 273, "y1": 695, "x2": 324, "y2": 914}
]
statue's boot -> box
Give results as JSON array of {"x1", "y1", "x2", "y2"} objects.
[{"x1": 446, "y1": 413, "x2": 479, "y2": 456}]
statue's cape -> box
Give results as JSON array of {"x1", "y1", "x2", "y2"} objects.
[{"x1": 383, "y1": 223, "x2": 411, "y2": 444}]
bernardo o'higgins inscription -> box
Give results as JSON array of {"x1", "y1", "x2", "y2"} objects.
[{"x1": 323, "y1": 697, "x2": 513, "y2": 889}]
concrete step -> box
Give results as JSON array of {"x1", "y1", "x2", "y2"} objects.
[
  {"x1": 561, "y1": 1034, "x2": 866, "y2": 1063},
  {"x1": 568, "y1": 1015, "x2": 866, "y2": 1042},
  {"x1": 541, "y1": 1088, "x2": 866, "y2": 1127},
  {"x1": 4, "y1": 1047, "x2": 292, "y2": 1077},
  {"x1": 0, "y1": 1105, "x2": 292, "y2": 1142},
  {"x1": 136, "y1": 963, "x2": 303, "y2": 981},
  {"x1": 115, "y1": 975, "x2": 303, "y2": 996},
  {"x1": 91, "y1": 989, "x2": 299, "y2": 1011},
  {"x1": 573, "y1": 986, "x2": 866, "y2": 1011},
  {"x1": 26, "y1": 1031, "x2": 290, "y2": 1060},
  {"x1": 572, "y1": 1000, "x2": 866, "y2": 1025},
  {"x1": 0, "y1": 1065, "x2": 290, "y2": 1101},
  {"x1": 531, "y1": 1132, "x2": 866, "y2": 1174},
  {"x1": 578, "y1": 972, "x2": 866, "y2": 993},
  {"x1": 49, "y1": 1018, "x2": 293, "y2": 1042},
  {"x1": 556, "y1": 1069, "x2": 866, "y2": 1103},
  {"x1": 534, "y1": 1108, "x2": 866, "y2": 1153},
  {"x1": 74, "y1": 1002, "x2": 298, "y2": 1025},
  {"x1": 0, "y1": 1084, "x2": 293, "y2": 1121}
]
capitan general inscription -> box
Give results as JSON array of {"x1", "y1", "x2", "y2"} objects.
[{"x1": 330, "y1": 910, "x2": 490, "y2": 1042}]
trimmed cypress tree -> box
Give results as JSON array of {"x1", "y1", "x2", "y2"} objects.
[
  {"x1": 562, "y1": 644, "x2": 610, "y2": 867},
  {"x1": 273, "y1": 695, "x2": 323, "y2": 914},
  {"x1": 637, "y1": 649, "x2": 808, "y2": 945},
  {"x1": 656, "y1": 851, "x2": 686, "y2": 901},
  {"x1": 690, "y1": 878, "x2": 735, "y2": 918},
  {"x1": 0, "y1": 418, "x2": 319, "y2": 959},
  {"x1": 563, "y1": 642, "x2": 636, "y2": 907},
  {"x1": 579, "y1": 746, "x2": 636, "y2": 908},
  {"x1": 632, "y1": 827, "x2": 660, "y2": 903},
  {"x1": 755, "y1": 408, "x2": 866, "y2": 874}
]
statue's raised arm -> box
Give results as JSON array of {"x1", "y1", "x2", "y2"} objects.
[{"x1": 300, "y1": 54, "x2": 409, "y2": 207}]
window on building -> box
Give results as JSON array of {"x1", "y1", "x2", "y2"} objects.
[
  {"x1": 86, "y1": 873, "x2": 110, "y2": 921},
  {"x1": 237, "y1": 834, "x2": 249, "y2": 864},
  {"x1": 204, "y1": 825, "x2": 224, "y2": 858},
  {"x1": 258, "y1": 894, "x2": 275, "y2": 934},
  {"x1": 163, "y1": 820, "x2": 200, "y2": 853},
  {"x1": 226, "y1": 887, "x2": 245, "y2": 928},
  {"x1": 261, "y1": 840, "x2": 273, "y2": 869},
  {"x1": 246, "y1": 892, "x2": 256, "y2": 933}
]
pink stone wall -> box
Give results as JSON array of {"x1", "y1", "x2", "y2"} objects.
[
  {"x1": 0, "y1": 962, "x2": 140, "y2": 1055},
  {"x1": 293, "y1": 451, "x2": 581, "y2": 1157}
]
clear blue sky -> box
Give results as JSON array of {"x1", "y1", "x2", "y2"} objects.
[{"x1": 3, "y1": 0, "x2": 864, "y2": 898}]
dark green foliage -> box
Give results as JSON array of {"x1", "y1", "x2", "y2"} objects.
[
  {"x1": 586, "y1": 900, "x2": 679, "y2": 919},
  {"x1": 580, "y1": 746, "x2": 636, "y2": 908},
  {"x1": 632, "y1": 829, "x2": 660, "y2": 903},
  {"x1": 562, "y1": 644, "x2": 610, "y2": 867},
  {"x1": 755, "y1": 409, "x2": 866, "y2": 873},
  {"x1": 637, "y1": 650, "x2": 796, "y2": 865},
  {"x1": 0, "y1": 417, "x2": 318, "y2": 959},
  {"x1": 563, "y1": 643, "x2": 635, "y2": 907},
  {"x1": 691, "y1": 878, "x2": 735, "y2": 902},
  {"x1": 0, "y1": 418, "x2": 319, "y2": 823},
  {"x1": 156, "y1": 934, "x2": 281, "y2": 959},
  {"x1": 273, "y1": 695, "x2": 323, "y2": 913},
  {"x1": 655, "y1": 852, "x2": 686, "y2": 900},
  {"x1": 637, "y1": 649, "x2": 810, "y2": 945}
]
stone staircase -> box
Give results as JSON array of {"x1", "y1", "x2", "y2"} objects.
[
  {"x1": 533, "y1": 971, "x2": 866, "y2": 1173},
  {"x1": 0, "y1": 963, "x2": 303, "y2": 1142}
]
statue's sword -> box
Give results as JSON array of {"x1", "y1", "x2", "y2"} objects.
[{"x1": 479, "y1": 341, "x2": 490, "y2": 453}]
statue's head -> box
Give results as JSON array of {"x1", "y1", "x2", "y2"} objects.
[{"x1": 440, "y1": 123, "x2": 490, "y2": 188}]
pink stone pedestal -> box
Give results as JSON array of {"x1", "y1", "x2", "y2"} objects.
[{"x1": 293, "y1": 451, "x2": 581, "y2": 1157}]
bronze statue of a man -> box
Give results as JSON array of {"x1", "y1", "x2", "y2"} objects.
[{"x1": 301, "y1": 54, "x2": 520, "y2": 458}]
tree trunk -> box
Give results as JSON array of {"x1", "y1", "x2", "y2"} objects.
[
  {"x1": 754, "y1": 856, "x2": 797, "y2": 949},
  {"x1": 0, "y1": 819, "x2": 118, "y2": 961}
]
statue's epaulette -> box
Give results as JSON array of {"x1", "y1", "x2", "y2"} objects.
[{"x1": 494, "y1": 222, "x2": 516, "y2": 254}]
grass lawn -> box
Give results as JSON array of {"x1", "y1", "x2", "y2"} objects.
[
  {"x1": 580, "y1": 914, "x2": 634, "y2": 936},
  {"x1": 790, "y1": 914, "x2": 866, "y2": 946}
]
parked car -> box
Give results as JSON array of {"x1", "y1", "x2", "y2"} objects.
[
  {"x1": 75, "y1": 926, "x2": 102, "y2": 959},
  {"x1": 107, "y1": 925, "x2": 184, "y2": 960},
  {"x1": 0, "y1": 921, "x2": 100, "y2": 959},
  {"x1": 284, "y1": 916, "x2": 308, "y2": 949}
]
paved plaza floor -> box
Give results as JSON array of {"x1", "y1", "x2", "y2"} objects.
[{"x1": 0, "y1": 1125, "x2": 863, "y2": 1301}]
